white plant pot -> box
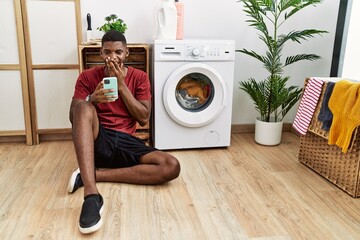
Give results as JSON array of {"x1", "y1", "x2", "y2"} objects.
[{"x1": 255, "y1": 117, "x2": 283, "y2": 146}]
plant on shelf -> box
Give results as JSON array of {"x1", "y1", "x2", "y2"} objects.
[
  {"x1": 97, "y1": 14, "x2": 127, "y2": 33},
  {"x1": 237, "y1": 0, "x2": 327, "y2": 123}
]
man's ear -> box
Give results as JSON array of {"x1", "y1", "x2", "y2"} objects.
[{"x1": 126, "y1": 48, "x2": 129, "y2": 57}]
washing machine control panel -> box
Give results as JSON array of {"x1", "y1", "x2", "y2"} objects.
[
  {"x1": 186, "y1": 46, "x2": 204, "y2": 59},
  {"x1": 186, "y1": 44, "x2": 234, "y2": 61}
]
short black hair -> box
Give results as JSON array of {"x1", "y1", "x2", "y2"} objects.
[{"x1": 101, "y1": 30, "x2": 127, "y2": 46}]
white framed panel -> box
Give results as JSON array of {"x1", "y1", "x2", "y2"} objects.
[
  {"x1": 34, "y1": 69, "x2": 78, "y2": 129},
  {"x1": 27, "y1": 0, "x2": 78, "y2": 64},
  {"x1": 0, "y1": 71, "x2": 25, "y2": 130},
  {"x1": 341, "y1": 0, "x2": 360, "y2": 79},
  {"x1": 0, "y1": 0, "x2": 20, "y2": 64}
]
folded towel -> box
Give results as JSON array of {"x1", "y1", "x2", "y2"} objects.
[
  {"x1": 292, "y1": 78, "x2": 324, "y2": 135},
  {"x1": 317, "y1": 81, "x2": 335, "y2": 131},
  {"x1": 328, "y1": 80, "x2": 360, "y2": 153}
]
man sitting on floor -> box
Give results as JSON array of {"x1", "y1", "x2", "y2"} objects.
[{"x1": 68, "y1": 30, "x2": 180, "y2": 234}]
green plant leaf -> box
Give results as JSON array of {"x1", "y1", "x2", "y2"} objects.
[
  {"x1": 97, "y1": 14, "x2": 127, "y2": 33},
  {"x1": 236, "y1": 49, "x2": 266, "y2": 64},
  {"x1": 109, "y1": 14, "x2": 118, "y2": 20},
  {"x1": 284, "y1": 0, "x2": 322, "y2": 20},
  {"x1": 278, "y1": 29, "x2": 328, "y2": 47},
  {"x1": 284, "y1": 54, "x2": 321, "y2": 66}
]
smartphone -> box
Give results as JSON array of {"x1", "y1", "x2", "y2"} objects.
[{"x1": 103, "y1": 77, "x2": 118, "y2": 99}]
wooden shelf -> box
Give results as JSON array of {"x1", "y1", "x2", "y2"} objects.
[
  {"x1": 78, "y1": 44, "x2": 152, "y2": 145},
  {"x1": 78, "y1": 44, "x2": 150, "y2": 74}
]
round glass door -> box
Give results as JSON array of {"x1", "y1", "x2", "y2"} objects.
[
  {"x1": 175, "y1": 73, "x2": 214, "y2": 112},
  {"x1": 163, "y1": 63, "x2": 227, "y2": 127}
]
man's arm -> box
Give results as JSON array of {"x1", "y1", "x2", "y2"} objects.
[{"x1": 107, "y1": 59, "x2": 151, "y2": 126}]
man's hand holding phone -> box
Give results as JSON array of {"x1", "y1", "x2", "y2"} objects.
[{"x1": 103, "y1": 77, "x2": 118, "y2": 101}]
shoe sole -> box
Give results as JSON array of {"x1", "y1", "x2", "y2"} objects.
[
  {"x1": 78, "y1": 205, "x2": 104, "y2": 234},
  {"x1": 67, "y1": 168, "x2": 80, "y2": 193}
]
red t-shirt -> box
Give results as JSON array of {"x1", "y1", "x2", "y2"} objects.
[{"x1": 72, "y1": 66, "x2": 152, "y2": 134}]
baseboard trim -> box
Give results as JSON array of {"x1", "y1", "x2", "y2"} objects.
[
  {"x1": 0, "y1": 123, "x2": 299, "y2": 144},
  {"x1": 0, "y1": 135, "x2": 27, "y2": 143},
  {"x1": 0, "y1": 133, "x2": 73, "y2": 144},
  {"x1": 231, "y1": 123, "x2": 294, "y2": 134}
]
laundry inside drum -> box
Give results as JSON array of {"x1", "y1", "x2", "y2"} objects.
[{"x1": 175, "y1": 73, "x2": 214, "y2": 112}]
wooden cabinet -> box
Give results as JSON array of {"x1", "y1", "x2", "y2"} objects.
[
  {"x1": 78, "y1": 44, "x2": 151, "y2": 145},
  {"x1": 78, "y1": 44, "x2": 150, "y2": 74}
]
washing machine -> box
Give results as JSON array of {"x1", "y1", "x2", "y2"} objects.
[{"x1": 152, "y1": 39, "x2": 235, "y2": 150}]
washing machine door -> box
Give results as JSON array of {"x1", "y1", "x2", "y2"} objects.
[{"x1": 163, "y1": 63, "x2": 227, "y2": 127}]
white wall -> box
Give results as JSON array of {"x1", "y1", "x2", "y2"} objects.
[
  {"x1": 81, "y1": 0, "x2": 340, "y2": 124},
  {"x1": 340, "y1": 0, "x2": 360, "y2": 80}
]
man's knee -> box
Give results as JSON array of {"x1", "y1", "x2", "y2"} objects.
[
  {"x1": 162, "y1": 155, "x2": 180, "y2": 182},
  {"x1": 71, "y1": 101, "x2": 96, "y2": 122}
]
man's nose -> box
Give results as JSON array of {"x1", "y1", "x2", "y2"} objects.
[{"x1": 111, "y1": 52, "x2": 117, "y2": 58}]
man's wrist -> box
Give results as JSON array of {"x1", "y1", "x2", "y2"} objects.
[
  {"x1": 85, "y1": 95, "x2": 91, "y2": 102},
  {"x1": 85, "y1": 94, "x2": 96, "y2": 105}
]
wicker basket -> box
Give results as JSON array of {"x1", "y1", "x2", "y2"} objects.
[{"x1": 298, "y1": 78, "x2": 360, "y2": 197}]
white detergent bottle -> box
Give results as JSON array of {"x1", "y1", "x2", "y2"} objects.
[{"x1": 154, "y1": 0, "x2": 177, "y2": 39}]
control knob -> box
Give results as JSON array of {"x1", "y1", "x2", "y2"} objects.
[{"x1": 191, "y1": 48, "x2": 201, "y2": 57}]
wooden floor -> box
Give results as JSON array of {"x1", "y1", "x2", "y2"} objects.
[{"x1": 1, "y1": 133, "x2": 360, "y2": 239}]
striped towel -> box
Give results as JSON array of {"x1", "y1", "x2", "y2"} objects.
[{"x1": 292, "y1": 78, "x2": 324, "y2": 135}]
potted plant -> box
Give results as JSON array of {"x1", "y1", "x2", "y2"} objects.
[
  {"x1": 237, "y1": 0, "x2": 327, "y2": 145},
  {"x1": 97, "y1": 14, "x2": 127, "y2": 33}
]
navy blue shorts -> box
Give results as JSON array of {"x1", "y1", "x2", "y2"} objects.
[{"x1": 94, "y1": 124, "x2": 157, "y2": 168}]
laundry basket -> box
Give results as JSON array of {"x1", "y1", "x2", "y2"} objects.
[{"x1": 298, "y1": 78, "x2": 360, "y2": 197}]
